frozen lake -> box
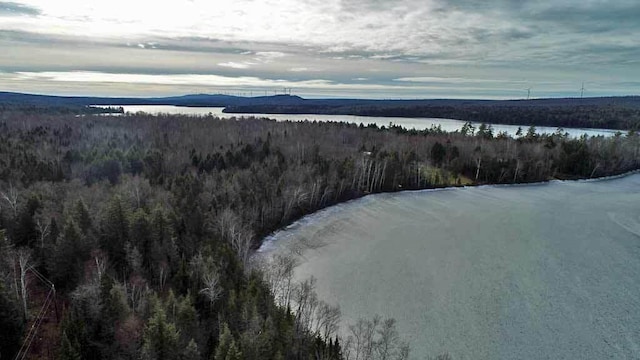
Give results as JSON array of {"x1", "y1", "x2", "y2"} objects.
[
  {"x1": 258, "y1": 173, "x2": 640, "y2": 359},
  {"x1": 111, "y1": 105, "x2": 618, "y2": 138}
]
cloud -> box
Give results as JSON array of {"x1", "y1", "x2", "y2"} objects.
[
  {"x1": 394, "y1": 77, "x2": 526, "y2": 85},
  {"x1": 218, "y1": 62, "x2": 254, "y2": 69},
  {"x1": 216, "y1": 51, "x2": 288, "y2": 69},
  {"x1": 527, "y1": 1, "x2": 640, "y2": 31},
  {"x1": 255, "y1": 51, "x2": 287, "y2": 60},
  {"x1": 0, "y1": 1, "x2": 40, "y2": 16},
  {"x1": 3, "y1": 69, "x2": 637, "y2": 99},
  {"x1": 11, "y1": 71, "x2": 381, "y2": 90},
  {"x1": 0, "y1": 0, "x2": 638, "y2": 98}
]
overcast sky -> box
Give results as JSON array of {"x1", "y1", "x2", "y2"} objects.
[{"x1": 0, "y1": 0, "x2": 638, "y2": 99}]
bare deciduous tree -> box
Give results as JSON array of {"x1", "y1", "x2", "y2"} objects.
[
  {"x1": 376, "y1": 318, "x2": 399, "y2": 360},
  {"x1": 293, "y1": 277, "x2": 319, "y2": 336},
  {"x1": 283, "y1": 186, "x2": 309, "y2": 222},
  {"x1": 261, "y1": 252, "x2": 297, "y2": 307},
  {"x1": 190, "y1": 253, "x2": 224, "y2": 306},
  {"x1": 91, "y1": 249, "x2": 108, "y2": 282},
  {"x1": 35, "y1": 214, "x2": 51, "y2": 249},
  {"x1": 17, "y1": 247, "x2": 34, "y2": 320},
  {"x1": 314, "y1": 301, "x2": 341, "y2": 340},
  {"x1": 217, "y1": 208, "x2": 254, "y2": 270},
  {"x1": 230, "y1": 227, "x2": 253, "y2": 271},
  {"x1": 120, "y1": 175, "x2": 152, "y2": 209},
  {"x1": 124, "y1": 274, "x2": 147, "y2": 315},
  {"x1": 344, "y1": 315, "x2": 411, "y2": 360},
  {"x1": 199, "y1": 267, "x2": 223, "y2": 306},
  {"x1": 0, "y1": 183, "x2": 19, "y2": 217},
  {"x1": 157, "y1": 261, "x2": 168, "y2": 292}
]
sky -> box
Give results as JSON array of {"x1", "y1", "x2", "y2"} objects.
[{"x1": 0, "y1": 0, "x2": 638, "y2": 99}]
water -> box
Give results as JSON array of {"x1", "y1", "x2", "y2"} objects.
[
  {"x1": 110, "y1": 105, "x2": 618, "y2": 138},
  {"x1": 258, "y1": 174, "x2": 640, "y2": 359}
]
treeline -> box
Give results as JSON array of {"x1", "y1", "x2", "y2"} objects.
[
  {"x1": 0, "y1": 104, "x2": 123, "y2": 117},
  {"x1": 224, "y1": 103, "x2": 640, "y2": 131},
  {"x1": 0, "y1": 110, "x2": 639, "y2": 360}
]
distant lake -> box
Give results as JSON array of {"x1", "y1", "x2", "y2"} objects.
[
  {"x1": 258, "y1": 173, "x2": 640, "y2": 359},
  {"x1": 108, "y1": 105, "x2": 618, "y2": 138}
]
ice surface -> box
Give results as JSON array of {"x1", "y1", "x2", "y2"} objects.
[{"x1": 258, "y1": 174, "x2": 640, "y2": 359}]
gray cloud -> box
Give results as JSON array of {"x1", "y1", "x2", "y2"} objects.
[
  {"x1": 0, "y1": 1, "x2": 39, "y2": 16},
  {"x1": 0, "y1": 0, "x2": 638, "y2": 98},
  {"x1": 527, "y1": 2, "x2": 640, "y2": 29}
]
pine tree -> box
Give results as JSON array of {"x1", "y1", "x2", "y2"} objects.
[
  {"x1": 213, "y1": 323, "x2": 242, "y2": 360},
  {"x1": 141, "y1": 299, "x2": 180, "y2": 360},
  {"x1": 100, "y1": 196, "x2": 129, "y2": 273},
  {"x1": 183, "y1": 339, "x2": 201, "y2": 360},
  {"x1": 48, "y1": 217, "x2": 59, "y2": 244},
  {"x1": 100, "y1": 275, "x2": 129, "y2": 323},
  {"x1": 12, "y1": 195, "x2": 39, "y2": 247},
  {"x1": 58, "y1": 331, "x2": 82, "y2": 360},
  {"x1": 73, "y1": 199, "x2": 92, "y2": 234},
  {"x1": 176, "y1": 292, "x2": 197, "y2": 342},
  {"x1": 48, "y1": 217, "x2": 83, "y2": 290},
  {"x1": 58, "y1": 311, "x2": 88, "y2": 360},
  {"x1": 129, "y1": 208, "x2": 152, "y2": 272},
  {"x1": 150, "y1": 207, "x2": 176, "y2": 288}
]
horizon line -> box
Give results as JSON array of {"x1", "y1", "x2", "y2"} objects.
[{"x1": 2, "y1": 90, "x2": 639, "y2": 102}]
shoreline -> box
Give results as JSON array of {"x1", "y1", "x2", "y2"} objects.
[
  {"x1": 222, "y1": 108, "x2": 623, "y2": 133},
  {"x1": 101, "y1": 105, "x2": 622, "y2": 136},
  {"x1": 259, "y1": 166, "x2": 640, "y2": 360},
  {"x1": 256, "y1": 168, "x2": 640, "y2": 253}
]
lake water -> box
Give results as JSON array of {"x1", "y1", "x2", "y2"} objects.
[
  {"x1": 112, "y1": 105, "x2": 617, "y2": 138},
  {"x1": 258, "y1": 173, "x2": 640, "y2": 359}
]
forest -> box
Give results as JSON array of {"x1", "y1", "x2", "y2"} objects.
[
  {"x1": 224, "y1": 102, "x2": 640, "y2": 131},
  {"x1": 0, "y1": 108, "x2": 639, "y2": 360},
  {"x1": 3, "y1": 91, "x2": 640, "y2": 131}
]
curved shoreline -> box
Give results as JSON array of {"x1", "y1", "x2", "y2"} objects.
[
  {"x1": 257, "y1": 170, "x2": 640, "y2": 359},
  {"x1": 256, "y1": 168, "x2": 640, "y2": 253}
]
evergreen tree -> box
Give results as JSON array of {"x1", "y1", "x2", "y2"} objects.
[
  {"x1": 48, "y1": 217, "x2": 84, "y2": 290},
  {"x1": 100, "y1": 196, "x2": 129, "y2": 274},
  {"x1": 175, "y1": 293, "x2": 198, "y2": 343},
  {"x1": 12, "y1": 195, "x2": 40, "y2": 247},
  {"x1": 100, "y1": 275, "x2": 129, "y2": 324},
  {"x1": 58, "y1": 331, "x2": 82, "y2": 360},
  {"x1": 430, "y1": 142, "x2": 446, "y2": 167},
  {"x1": 141, "y1": 298, "x2": 180, "y2": 360},
  {"x1": 526, "y1": 125, "x2": 538, "y2": 140},
  {"x1": 129, "y1": 208, "x2": 152, "y2": 272},
  {"x1": 150, "y1": 207, "x2": 176, "y2": 264},
  {"x1": 48, "y1": 217, "x2": 59, "y2": 244},
  {"x1": 59, "y1": 311, "x2": 89, "y2": 360},
  {"x1": 214, "y1": 323, "x2": 242, "y2": 360},
  {"x1": 183, "y1": 339, "x2": 201, "y2": 360},
  {"x1": 74, "y1": 199, "x2": 92, "y2": 234}
]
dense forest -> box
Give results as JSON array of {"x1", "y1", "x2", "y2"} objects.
[
  {"x1": 224, "y1": 102, "x2": 640, "y2": 131},
  {"x1": 0, "y1": 103, "x2": 124, "y2": 116},
  {"x1": 0, "y1": 108, "x2": 638, "y2": 360}
]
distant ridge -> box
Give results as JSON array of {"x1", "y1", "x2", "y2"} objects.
[
  {"x1": 1, "y1": 91, "x2": 639, "y2": 130},
  {"x1": 0, "y1": 91, "x2": 307, "y2": 107},
  {"x1": 1, "y1": 91, "x2": 639, "y2": 108}
]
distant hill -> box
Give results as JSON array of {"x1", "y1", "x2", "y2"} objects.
[
  {"x1": 1, "y1": 91, "x2": 639, "y2": 130},
  {"x1": 0, "y1": 91, "x2": 307, "y2": 107},
  {"x1": 2, "y1": 91, "x2": 638, "y2": 108}
]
